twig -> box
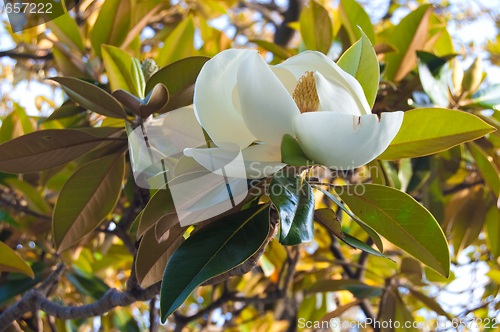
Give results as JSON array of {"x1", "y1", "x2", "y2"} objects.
[
  {"x1": 0, "y1": 50, "x2": 53, "y2": 60},
  {"x1": 0, "y1": 194, "x2": 52, "y2": 221}
]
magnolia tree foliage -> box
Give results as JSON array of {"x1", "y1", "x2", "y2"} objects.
[{"x1": 0, "y1": 0, "x2": 500, "y2": 331}]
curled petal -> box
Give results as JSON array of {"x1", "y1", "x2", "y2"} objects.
[
  {"x1": 293, "y1": 111, "x2": 404, "y2": 169},
  {"x1": 277, "y1": 51, "x2": 371, "y2": 115},
  {"x1": 314, "y1": 72, "x2": 364, "y2": 116},
  {"x1": 237, "y1": 52, "x2": 300, "y2": 145},
  {"x1": 194, "y1": 49, "x2": 257, "y2": 148}
]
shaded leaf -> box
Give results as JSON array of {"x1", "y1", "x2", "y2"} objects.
[
  {"x1": 379, "y1": 108, "x2": 495, "y2": 160},
  {"x1": 0, "y1": 241, "x2": 34, "y2": 278},
  {"x1": 417, "y1": 51, "x2": 450, "y2": 107},
  {"x1": 471, "y1": 84, "x2": 500, "y2": 108},
  {"x1": 140, "y1": 84, "x2": 169, "y2": 118},
  {"x1": 160, "y1": 204, "x2": 270, "y2": 321},
  {"x1": 341, "y1": 233, "x2": 389, "y2": 259},
  {"x1": 66, "y1": 267, "x2": 110, "y2": 301},
  {"x1": 486, "y1": 206, "x2": 500, "y2": 258},
  {"x1": 314, "y1": 208, "x2": 343, "y2": 239},
  {"x1": 53, "y1": 153, "x2": 125, "y2": 253},
  {"x1": 468, "y1": 142, "x2": 500, "y2": 198},
  {"x1": 137, "y1": 187, "x2": 175, "y2": 238},
  {"x1": 300, "y1": 1, "x2": 333, "y2": 54},
  {"x1": 280, "y1": 134, "x2": 316, "y2": 166},
  {"x1": 91, "y1": 0, "x2": 131, "y2": 57}
]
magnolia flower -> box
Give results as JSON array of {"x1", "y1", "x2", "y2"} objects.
[{"x1": 185, "y1": 49, "x2": 403, "y2": 178}]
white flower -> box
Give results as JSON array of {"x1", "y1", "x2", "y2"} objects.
[{"x1": 186, "y1": 49, "x2": 403, "y2": 177}]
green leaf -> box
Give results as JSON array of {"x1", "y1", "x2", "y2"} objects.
[
  {"x1": 378, "y1": 108, "x2": 495, "y2": 160},
  {"x1": 53, "y1": 153, "x2": 125, "y2": 253},
  {"x1": 384, "y1": 5, "x2": 433, "y2": 82},
  {"x1": 146, "y1": 56, "x2": 210, "y2": 113},
  {"x1": 0, "y1": 129, "x2": 114, "y2": 173},
  {"x1": 337, "y1": 29, "x2": 379, "y2": 108},
  {"x1": 157, "y1": 17, "x2": 195, "y2": 67},
  {"x1": 486, "y1": 206, "x2": 500, "y2": 258},
  {"x1": 66, "y1": 266, "x2": 110, "y2": 301},
  {"x1": 299, "y1": 1, "x2": 333, "y2": 54},
  {"x1": 137, "y1": 187, "x2": 175, "y2": 238},
  {"x1": 47, "y1": 13, "x2": 85, "y2": 52},
  {"x1": 307, "y1": 279, "x2": 365, "y2": 294},
  {"x1": 468, "y1": 143, "x2": 500, "y2": 198},
  {"x1": 102, "y1": 45, "x2": 145, "y2": 99},
  {"x1": 250, "y1": 40, "x2": 290, "y2": 60},
  {"x1": 314, "y1": 186, "x2": 383, "y2": 252},
  {"x1": 136, "y1": 224, "x2": 186, "y2": 287},
  {"x1": 121, "y1": 0, "x2": 164, "y2": 49},
  {"x1": 91, "y1": 0, "x2": 131, "y2": 57},
  {"x1": 44, "y1": 102, "x2": 85, "y2": 122},
  {"x1": 0, "y1": 241, "x2": 34, "y2": 278},
  {"x1": 50, "y1": 77, "x2": 127, "y2": 119},
  {"x1": 160, "y1": 204, "x2": 270, "y2": 321},
  {"x1": 280, "y1": 134, "x2": 316, "y2": 166},
  {"x1": 5, "y1": 178, "x2": 51, "y2": 215},
  {"x1": 338, "y1": 184, "x2": 450, "y2": 276},
  {"x1": 417, "y1": 51, "x2": 450, "y2": 107},
  {"x1": 408, "y1": 289, "x2": 452, "y2": 320},
  {"x1": 269, "y1": 171, "x2": 315, "y2": 245},
  {"x1": 471, "y1": 84, "x2": 500, "y2": 109},
  {"x1": 314, "y1": 208, "x2": 343, "y2": 239},
  {"x1": 341, "y1": 233, "x2": 389, "y2": 259},
  {"x1": 339, "y1": 0, "x2": 375, "y2": 45}
]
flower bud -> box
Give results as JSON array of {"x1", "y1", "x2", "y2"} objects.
[
  {"x1": 141, "y1": 58, "x2": 159, "y2": 82},
  {"x1": 451, "y1": 59, "x2": 464, "y2": 96},
  {"x1": 462, "y1": 57, "x2": 483, "y2": 94}
]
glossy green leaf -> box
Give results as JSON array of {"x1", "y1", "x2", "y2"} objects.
[
  {"x1": 157, "y1": 17, "x2": 195, "y2": 67},
  {"x1": 486, "y1": 206, "x2": 500, "y2": 258},
  {"x1": 269, "y1": 171, "x2": 315, "y2": 245},
  {"x1": 378, "y1": 108, "x2": 495, "y2": 160},
  {"x1": 299, "y1": 1, "x2": 333, "y2": 54},
  {"x1": 385, "y1": 5, "x2": 433, "y2": 82},
  {"x1": 137, "y1": 187, "x2": 175, "y2": 238},
  {"x1": 136, "y1": 224, "x2": 186, "y2": 287},
  {"x1": 0, "y1": 129, "x2": 113, "y2": 173},
  {"x1": 0, "y1": 241, "x2": 34, "y2": 278},
  {"x1": 471, "y1": 84, "x2": 500, "y2": 109},
  {"x1": 160, "y1": 204, "x2": 270, "y2": 321},
  {"x1": 280, "y1": 134, "x2": 316, "y2": 166},
  {"x1": 146, "y1": 56, "x2": 210, "y2": 112},
  {"x1": 50, "y1": 77, "x2": 127, "y2": 119},
  {"x1": 468, "y1": 143, "x2": 500, "y2": 197},
  {"x1": 337, "y1": 29, "x2": 379, "y2": 108},
  {"x1": 338, "y1": 184, "x2": 450, "y2": 276},
  {"x1": 408, "y1": 289, "x2": 452, "y2": 320},
  {"x1": 91, "y1": 0, "x2": 131, "y2": 57},
  {"x1": 339, "y1": 0, "x2": 375, "y2": 45},
  {"x1": 315, "y1": 186, "x2": 383, "y2": 252},
  {"x1": 53, "y1": 153, "x2": 125, "y2": 253},
  {"x1": 417, "y1": 51, "x2": 450, "y2": 107},
  {"x1": 102, "y1": 45, "x2": 145, "y2": 99},
  {"x1": 341, "y1": 233, "x2": 389, "y2": 259},
  {"x1": 314, "y1": 208, "x2": 343, "y2": 239},
  {"x1": 47, "y1": 13, "x2": 85, "y2": 52}
]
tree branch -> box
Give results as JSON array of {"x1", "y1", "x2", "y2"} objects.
[
  {"x1": 0, "y1": 50, "x2": 53, "y2": 60},
  {"x1": 273, "y1": 0, "x2": 304, "y2": 47}
]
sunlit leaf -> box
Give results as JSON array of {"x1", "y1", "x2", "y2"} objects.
[
  {"x1": 299, "y1": 1, "x2": 333, "y2": 54},
  {"x1": 0, "y1": 241, "x2": 34, "y2": 278},
  {"x1": 339, "y1": 0, "x2": 375, "y2": 45},
  {"x1": 91, "y1": 0, "x2": 131, "y2": 57}
]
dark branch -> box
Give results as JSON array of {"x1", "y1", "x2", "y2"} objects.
[
  {"x1": 0, "y1": 50, "x2": 53, "y2": 60},
  {"x1": 273, "y1": 0, "x2": 304, "y2": 47}
]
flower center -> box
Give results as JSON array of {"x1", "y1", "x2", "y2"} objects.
[{"x1": 293, "y1": 71, "x2": 320, "y2": 113}]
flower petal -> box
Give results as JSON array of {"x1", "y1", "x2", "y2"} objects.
[
  {"x1": 237, "y1": 52, "x2": 300, "y2": 145},
  {"x1": 314, "y1": 72, "x2": 364, "y2": 116},
  {"x1": 194, "y1": 49, "x2": 257, "y2": 148},
  {"x1": 184, "y1": 143, "x2": 284, "y2": 179},
  {"x1": 293, "y1": 111, "x2": 404, "y2": 169},
  {"x1": 277, "y1": 51, "x2": 371, "y2": 115}
]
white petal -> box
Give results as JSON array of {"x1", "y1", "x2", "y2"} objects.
[
  {"x1": 193, "y1": 49, "x2": 257, "y2": 148},
  {"x1": 293, "y1": 111, "x2": 404, "y2": 169},
  {"x1": 314, "y1": 72, "x2": 364, "y2": 116},
  {"x1": 237, "y1": 52, "x2": 300, "y2": 145},
  {"x1": 270, "y1": 66, "x2": 297, "y2": 95},
  {"x1": 184, "y1": 143, "x2": 284, "y2": 179},
  {"x1": 277, "y1": 51, "x2": 371, "y2": 115}
]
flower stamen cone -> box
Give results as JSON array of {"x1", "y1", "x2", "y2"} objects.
[{"x1": 293, "y1": 71, "x2": 320, "y2": 113}]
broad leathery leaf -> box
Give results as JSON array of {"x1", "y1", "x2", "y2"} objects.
[
  {"x1": 486, "y1": 206, "x2": 500, "y2": 258},
  {"x1": 146, "y1": 56, "x2": 210, "y2": 112},
  {"x1": 314, "y1": 208, "x2": 343, "y2": 239},
  {"x1": 337, "y1": 29, "x2": 379, "y2": 108},
  {"x1": 160, "y1": 204, "x2": 270, "y2": 321},
  {"x1": 0, "y1": 129, "x2": 115, "y2": 173},
  {"x1": 50, "y1": 77, "x2": 127, "y2": 119},
  {"x1": 269, "y1": 171, "x2": 314, "y2": 245},
  {"x1": 0, "y1": 241, "x2": 34, "y2": 278},
  {"x1": 156, "y1": 17, "x2": 196, "y2": 67},
  {"x1": 140, "y1": 84, "x2": 169, "y2": 118},
  {"x1": 155, "y1": 214, "x2": 179, "y2": 242},
  {"x1": 471, "y1": 84, "x2": 500, "y2": 109},
  {"x1": 315, "y1": 186, "x2": 383, "y2": 252},
  {"x1": 52, "y1": 46, "x2": 86, "y2": 78},
  {"x1": 378, "y1": 108, "x2": 495, "y2": 160},
  {"x1": 53, "y1": 153, "x2": 125, "y2": 253},
  {"x1": 385, "y1": 5, "x2": 433, "y2": 82},
  {"x1": 408, "y1": 289, "x2": 452, "y2": 320},
  {"x1": 338, "y1": 184, "x2": 450, "y2": 277},
  {"x1": 5, "y1": 178, "x2": 51, "y2": 215},
  {"x1": 280, "y1": 134, "x2": 316, "y2": 166},
  {"x1": 251, "y1": 40, "x2": 290, "y2": 59},
  {"x1": 102, "y1": 45, "x2": 145, "y2": 99},
  {"x1": 137, "y1": 187, "x2": 175, "y2": 238},
  {"x1": 417, "y1": 51, "x2": 450, "y2": 107},
  {"x1": 299, "y1": 1, "x2": 333, "y2": 54},
  {"x1": 136, "y1": 224, "x2": 186, "y2": 287},
  {"x1": 91, "y1": 0, "x2": 131, "y2": 57},
  {"x1": 468, "y1": 143, "x2": 500, "y2": 198},
  {"x1": 121, "y1": 0, "x2": 164, "y2": 48},
  {"x1": 307, "y1": 279, "x2": 365, "y2": 294},
  {"x1": 47, "y1": 13, "x2": 85, "y2": 52},
  {"x1": 342, "y1": 233, "x2": 389, "y2": 259},
  {"x1": 339, "y1": 0, "x2": 375, "y2": 45},
  {"x1": 44, "y1": 101, "x2": 84, "y2": 122}
]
